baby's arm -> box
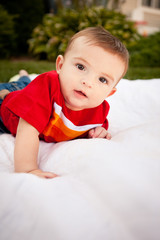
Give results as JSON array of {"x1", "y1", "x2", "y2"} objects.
[
  {"x1": 88, "y1": 126, "x2": 111, "y2": 140},
  {"x1": 14, "y1": 118, "x2": 57, "y2": 178}
]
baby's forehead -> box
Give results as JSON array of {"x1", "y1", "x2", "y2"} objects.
[
  {"x1": 67, "y1": 37, "x2": 123, "y2": 62},
  {"x1": 69, "y1": 36, "x2": 91, "y2": 49},
  {"x1": 68, "y1": 36, "x2": 121, "y2": 59},
  {"x1": 71, "y1": 36, "x2": 100, "y2": 48},
  {"x1": 67, "y1": 37, "x2": 108, "y2": 58}
]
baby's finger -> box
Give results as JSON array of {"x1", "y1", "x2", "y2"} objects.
[
  {"x1": 43, "y1": 172, "x2": 59, "y2": 179},
  {"x1": 92, "y1": 127, "x2": 104, "y2": 138},
  {"x1": 30, "y1": 169, "x2": 58, "y2": 179},
  {"x1": 106, "y1": 133, "x2": 112, "y2": 140},
  {"x1": 88, "y1": 129, "x2": 95, "y2": 138}
]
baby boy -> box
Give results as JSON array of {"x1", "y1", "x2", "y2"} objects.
[{"x1": 0, "y1": 26, "x2": 129, "y2": 178}]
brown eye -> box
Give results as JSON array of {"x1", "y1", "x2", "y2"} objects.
[
  {"x1": 76, "y1": 64, "x2": 85, "y2": 71},
  {"x1": 99, "y1": 77, "x2": 107, "y2": 84}
]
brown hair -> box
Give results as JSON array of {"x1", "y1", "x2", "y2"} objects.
[{"x1": 64, "y1": 26, "x2": 129, "y2": 79}]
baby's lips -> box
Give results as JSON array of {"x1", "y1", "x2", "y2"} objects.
[{"x1": 75, "y1": 90, "x2": 87, "y2": 97}]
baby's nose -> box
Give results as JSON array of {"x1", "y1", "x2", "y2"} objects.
[{"x1": 81, "y1": 78, "x2": 93, "y2": 88}]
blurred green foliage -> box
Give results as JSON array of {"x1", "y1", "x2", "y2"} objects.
[
  {"x1": 129, "y1": 31, "x2": 160, "y2": 67},
  {"x1": 28, "y1": 6, "x2": 140, "y2": 60},
  {"x1": 0, "y1": 0, "x2": 45, "y2": 55},
  {"x1": 0, "y1": 5, "x2": 16, "y2": 58}
]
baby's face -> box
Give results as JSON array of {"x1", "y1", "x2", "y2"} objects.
[{"x1": 56, "y1": 37, "x2": 125, "y2": 111}]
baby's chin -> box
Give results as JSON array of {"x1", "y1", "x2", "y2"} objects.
[{"x1": 64, "y1": 98, "x2": 103, "y2": 111}]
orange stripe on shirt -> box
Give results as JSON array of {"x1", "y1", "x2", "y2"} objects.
[{"x1": 42, "y1": 112, "x2": 87, "y2": 141}]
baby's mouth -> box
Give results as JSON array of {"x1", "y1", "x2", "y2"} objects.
[{"x1": 74, "y1": 90, "x2": 87, "y2": 98}]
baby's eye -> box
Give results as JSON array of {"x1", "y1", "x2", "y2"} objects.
[
  {"x1": 99, "y1": 77, "x2": 108, "y2": 84},
  {"x1": 76, "y1": 64, "x2": 85, "y2": 71}
]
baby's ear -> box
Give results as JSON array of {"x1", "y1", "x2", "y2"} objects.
[
  {"x1": 107, "y1": 88, "x2": 117, "y2": 97},
  {"x1": 56, "y1": 55, "x2": 64, "y2": 74}
]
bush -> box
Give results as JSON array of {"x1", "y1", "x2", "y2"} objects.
[
  {"x1": 28, "y1": 6, "x2": 140, "y2": 60},
  {"x1": 129, "y1": 31, "x2": 160, "y2": 67},
  {"x1": 0, "y1": 0, "x2": 45, "y2": 55},
  {"x1": 0, "y1": 5, "x2": 16, "y2": 58}
]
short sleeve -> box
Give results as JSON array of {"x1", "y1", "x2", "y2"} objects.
[{"x1": 5, "y1": 71, "x2": 58, "y2": 133}]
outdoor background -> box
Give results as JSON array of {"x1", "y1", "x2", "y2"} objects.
[{"x1": 0, "y1": 0, "x2": 160, "y2": 82}]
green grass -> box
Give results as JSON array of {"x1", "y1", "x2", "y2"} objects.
[
  {"x1": 125, "y1": 67, "x2": 160, "y2": 80},
  {"x1": 0, "y1": 60, "x2": 56, "y2": 83},
  {"x1": 0, "y1": 59, "x2": 160, "y2": 82}
]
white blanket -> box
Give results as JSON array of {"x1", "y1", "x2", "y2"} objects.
[{"x1": 0, "y1": 79, "x2": 160, "y2": 240}]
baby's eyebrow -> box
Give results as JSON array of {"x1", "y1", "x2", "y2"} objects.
[
  {"x1": 73, "y1": 57, "x2": 89, "y2": 65},
  {"x1": 102, "y1": 72, "x2": 114, "y2": 82}
]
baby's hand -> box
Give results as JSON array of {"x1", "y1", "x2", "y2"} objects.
[
  {"x1": 88, "y1": 126, "x2": 111, "y2": 140},
  {"x1": 28, "y1": 169, "x2": 58, "y2": 179}
]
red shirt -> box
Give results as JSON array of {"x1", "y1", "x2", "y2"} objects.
[{"x1": 0, "y1": 71, "x2": 110, "y2": 142}]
